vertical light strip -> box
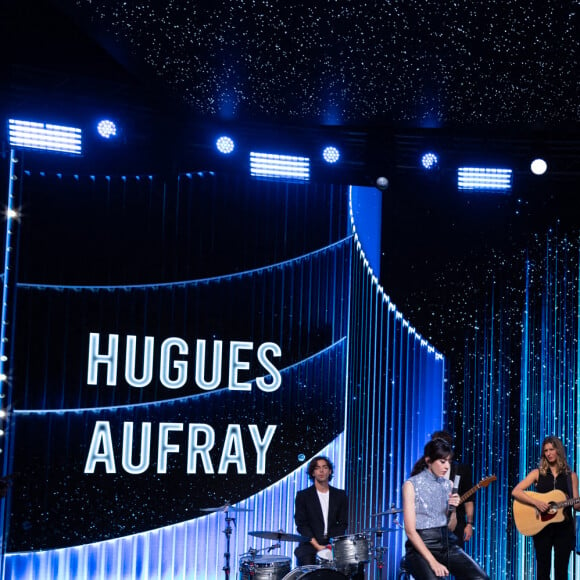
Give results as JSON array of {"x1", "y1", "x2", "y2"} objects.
[
  {"x1": 0, "y1": 150, "x2": 22, "y2": 576},
  {"x1": 576, "y1": 241, "x2": 580, "y2": 578},
  {"x1": 459, "y1": 265, "x2": 517, "y2": 578},
  {"x1": 516, "y1": 257, "x2": 531, "y2": 579},
  {"x1": 0, "y1": 150, "x2": 18, "y2": 400}
]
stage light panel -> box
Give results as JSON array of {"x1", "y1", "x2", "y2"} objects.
[
  {"x1": 457, "y1": 167, "x2": 513, "y2": 192},
  {"x1": 216, "y1": 136, "x2": 235, "y2": 154},
  {"x1": 249, "y1": 152, "x2": 310, "y2": 181},
  {"x1": 97, "y1": 119, "x2": 117, "y2": 139},
  {"x1": 8, "y1": 119, "x2": 82, "y2": 155},
  {"x1": 421, "y1": 152, "x2": 438, "y2": 170},
  {"x1": 322, "y1": 146, "x2": 340, "y2": 164}
]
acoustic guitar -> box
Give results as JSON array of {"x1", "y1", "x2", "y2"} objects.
[{"x1": 513, "y1": 490, "x2": 580, "y2": 536}]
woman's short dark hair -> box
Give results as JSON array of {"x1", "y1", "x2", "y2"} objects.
[
  {"x1": 307, "y1": 456, "x2": 334, "y2": 481},
  {"x1": 431, "y1": 430, "x2": 453, "y2": 446},
  {"x1": 410, "y1": 438, "x2": 453, "y2": 476}
]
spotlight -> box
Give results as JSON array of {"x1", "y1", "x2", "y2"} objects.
[
  {"x1": 375, "y1": 176, "x2": 389, "y2": 191},
  {"x1": 96, "y1": 119, "x2": 117, "y2": 139},
  {"x1": 8, "y1": 119, "x2": 82, "y2": 155},
  {"x1": 530, "y1": 158, "x2": 547, "y2": 176},
  {"x1": 421, "y1": 152, "x2": 438, "y2": 170},
  {"x1": 216, "y1": 136, "x2": 235, "y2": 155},
  {"x1": 322, "y1": 146, "x2": 340, "y2": 164}
]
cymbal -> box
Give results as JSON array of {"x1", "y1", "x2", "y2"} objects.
[
  {"x1": 199, "y1": 502, "x2": 253, "y2": 513},
  {"x1": 249, "y1": 530, "x2": 310, "y2": 542},
  {"x1": 371, "y1": 507, "x2": 403, "y2": 516},
  {"x1": 364, "y1": 527, "x2": 400, "y2": 533}
]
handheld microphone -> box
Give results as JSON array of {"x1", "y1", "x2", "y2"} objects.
[{"x1": 448, "y1": 475, "x2": 461, "y2": 513}]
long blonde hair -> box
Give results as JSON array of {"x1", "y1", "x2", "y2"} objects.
[{"x1": 538, "y1": 436, "x2": 570, "y2": 477}]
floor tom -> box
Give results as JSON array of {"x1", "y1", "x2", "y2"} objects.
[{"x1": 331, "y1": 533, "x2": 371, "y2": 573}]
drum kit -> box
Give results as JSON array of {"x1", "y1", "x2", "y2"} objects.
[{"x1": 201, "y1": 501, "x2": 404, "y2": 580}]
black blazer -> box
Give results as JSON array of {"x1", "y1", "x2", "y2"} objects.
[{"x1": 294, "y1": 484, "x2": 348, "y2": 560}]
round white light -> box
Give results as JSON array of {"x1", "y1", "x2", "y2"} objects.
[
  {"x1": 421, "y1": 152, "x2": 438, "y2": 170},
  {"x1": 216, "y1": 136, "x2": 235, "y2": 154},
  {"x1": 97, "y1": 119, "x2": 117, "y2": 139},
  {"x1": 530, "y1": 158, "x2": 547, "y2": 175},
  {"x1": 322, "y1": 146, "x2": 340, "y2": 164},
  {"x1": 376, "y1": 176, "x2": 389, "y2": 190}
]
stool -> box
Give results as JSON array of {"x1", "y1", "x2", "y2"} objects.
[{"x1": 398, "y1": 555, "x2": 412, "y2": 579}]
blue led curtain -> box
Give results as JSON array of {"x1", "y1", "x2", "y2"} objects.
[
  {"x1": 454, "y1": 231, "x2": 580, "y2": 579},
  {"x1": 457, "y1": 272, "x2": 519, "y2": 578},
  {"x1": 516, "y1": 233, "x2": 580, "y2": 578}
]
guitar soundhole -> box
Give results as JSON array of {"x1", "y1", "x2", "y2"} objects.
[{"x1": 542, "y1": 505, "x2": 557, "y2": 521}]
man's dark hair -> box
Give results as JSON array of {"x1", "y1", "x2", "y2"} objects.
[{"x1": 307, "y1": 456, "x2": 334, "y2": 481}]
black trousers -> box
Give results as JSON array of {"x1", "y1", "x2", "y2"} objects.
[
  {"x1": 533, "y1": 521, "x2": 575, "y2": 580},
  {"x1": 405, "y1": 526, "x2": 489, "y2": 580}
]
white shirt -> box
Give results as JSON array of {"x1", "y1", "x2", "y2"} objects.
[{"x1": 317, "y1": 489, "x2": 330, "y2": 536}]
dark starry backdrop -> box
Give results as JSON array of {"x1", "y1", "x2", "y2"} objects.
[{"x1": 59, "y1": 0, "x2": 579, "y2": 127}]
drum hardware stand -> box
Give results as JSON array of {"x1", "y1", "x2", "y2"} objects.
[
  {"x1": 222, "y1": 512, "x2": 236, "y2": 579},
  {"x1": 392, "y1": 515, "x2": 403, "y2": 528},
  {"x1": 373, "y1": 529, "x2": 387, "y2": 579},
  {"x1": 199, "y1": 501, "x2": 254, "y2": 580},
  {"x1": 244, "y1": 547, "x2": 259, "y2": 559},
  {"x1": 366, "y1": 508, "x2": 405, "y2": 580}
]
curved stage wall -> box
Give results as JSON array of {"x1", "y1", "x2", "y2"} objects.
[
  {"x1": 346, "y1": 187, "x2": 445, "y2": 578},
  {"x1": 1, "y1": 162, "x2": 444, "y2": 579}
]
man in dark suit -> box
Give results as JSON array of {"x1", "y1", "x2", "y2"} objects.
[{"x1": 294, "y1": 455, "x2": 348, "y2": 566}]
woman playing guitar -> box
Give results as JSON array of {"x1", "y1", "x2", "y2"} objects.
[{"x1": 512, "y1": 436, "x2": 580, "y2": 580}]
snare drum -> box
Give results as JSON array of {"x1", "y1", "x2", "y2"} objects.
[
  {"x1": 315, "y1": 548, "x2": 334, "y2": 567},
  {"x1": 331, "y1": 533, "x2": 371, "y2": 572},
  {"x1": 239, "y1": 555, "x2": 292, "y2": 579},
  {"x1": 281, "y1": 565, "x2": 346, "y2": 579}
]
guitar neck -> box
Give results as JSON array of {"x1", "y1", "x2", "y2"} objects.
[
  {"x1": 556, "y1": 496, "x2": 580, "y2": 509},
  {"x1": 459, "y1": 486, "x2": 479, "y2": 504},
  {"x1": 458, "y1": 476, "x2": 496, "y2": 505}
]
